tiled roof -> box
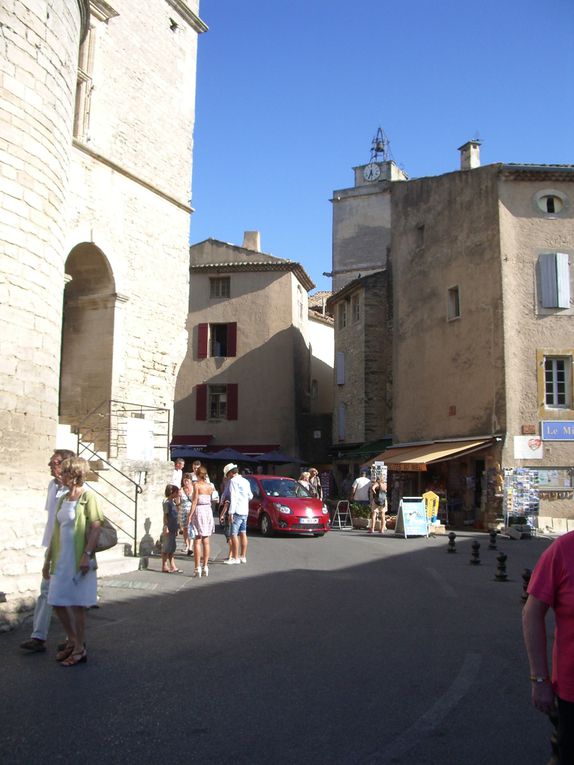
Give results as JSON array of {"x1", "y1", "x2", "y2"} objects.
[{"x1": 190, "y1": 260, "x2": 315, "y2": 291}]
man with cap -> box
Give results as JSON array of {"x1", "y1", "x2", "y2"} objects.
[{"x1": 222, "y1": 463, "x2": 252, "y2": 565}]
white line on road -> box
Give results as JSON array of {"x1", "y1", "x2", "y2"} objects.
[
  {"x1": 362, "y1": 652, "x2": 482, "y2": 764},
  {"x1": 425, "y1": 566, "x2": 458, "y2": 598}
]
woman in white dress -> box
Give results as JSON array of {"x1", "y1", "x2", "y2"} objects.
[{"x1": 45, "y1": 457, "x2": 102, "y2": 667}]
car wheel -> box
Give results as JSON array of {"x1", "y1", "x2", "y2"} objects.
[{"x1": 260, "y1": 512, "x2": 274, "y2": 537}]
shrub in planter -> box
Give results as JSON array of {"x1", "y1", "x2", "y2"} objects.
[{"x1": 350, "y1": 503, "x2": 371, "y2": 520}]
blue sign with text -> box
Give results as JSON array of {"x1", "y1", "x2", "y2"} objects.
[{"x1": 541, "y1": 421, "x2": 574, "y2": 441}]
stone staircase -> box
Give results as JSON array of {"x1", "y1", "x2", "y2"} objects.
[{"x1": 56, "y1": 423, "x2": 141, "y2": 577}]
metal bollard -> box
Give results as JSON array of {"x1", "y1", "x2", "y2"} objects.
[
  {"x1": 488, "y1": 529, "x2": 498, "y2": 550},
  {"x1": 470, "y1": 540, "x2": 481, "y2": 565},
  {"x1": 495, "y1": 552, "x2": 508, "y2": 582},
  {"x1": 521, "y1": 568, "x2": 532, "y2": 605},
  {"x1": 447, "y1": 532, "x2": 457, "y2": 553}
]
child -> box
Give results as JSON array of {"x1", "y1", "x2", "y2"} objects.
[{"x1": 162, "y1": 484, "x2": 180, "y2": 573}]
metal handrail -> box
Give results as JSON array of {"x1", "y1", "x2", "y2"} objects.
[{"x1": 78, "y1": 440, "x2": 142, "y2": 555}]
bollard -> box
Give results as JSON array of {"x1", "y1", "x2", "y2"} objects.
[
  {"x1": 495, "y1": 552, "x2": 508, "y2": 582},
  {"x1": 521, "y1": 568, "x2": 532, "y2": 605},
  {"x1": 447, "y1": 532, "x2": 457, "y2": 553},
  {"x1": 470, "y1": 540, "x2": 481, "y2": 565},
  {"x1": 488, "y1": 529, "x2": 498, "y2": 550}
]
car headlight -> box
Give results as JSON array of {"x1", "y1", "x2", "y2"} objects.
[
  {"x1": 273, "y1": 502, "x2": 292, "y2": 514},
  {"x1": 322, "y1": 505, "x2": 329, "y2": 514}
]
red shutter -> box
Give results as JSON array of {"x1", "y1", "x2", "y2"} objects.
[
  {"x1": 227, "y1": 383, "x2": 238, "y2": 420},
  {"x1": 227, "y1": 322, "x2": 237, "y2": 357},
  {"x1": 196, "y1": 384, "x2": 207, "y2": 420},
  {"x1": 198, "y1": 323, "x2": 208, "y2": 359}
]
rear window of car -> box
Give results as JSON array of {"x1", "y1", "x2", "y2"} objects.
[{"x1": 260, "y1": 479, "x2": 312, "y2": 498}]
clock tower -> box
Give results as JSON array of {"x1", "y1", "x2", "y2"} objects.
[{"x1": 331, "y1": 128, "x2": 408, "y2": 292}]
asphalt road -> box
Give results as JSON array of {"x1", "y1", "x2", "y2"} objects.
[{"x1": 0, "y1": 529, "x2": 556, "y2": 765}]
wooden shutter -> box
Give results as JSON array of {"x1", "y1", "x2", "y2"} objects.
[
  {"x1": 227, "y1": 383, "x2": 238, "y2": 420},
  {"x1": 198, "y1": 323, "x2": 208, "y2": 359},
  {"x1": 539, "y1": 253, "x2": 571, "y2": 309},
  {"x1": 196, "y1": 384, "x2": 207, "y2": 420},
  {"x1": 227, "y1": 322, "x2": 237, "y2": 357}
]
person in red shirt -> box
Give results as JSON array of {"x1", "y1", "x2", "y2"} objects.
[{"x1": 523, "y1": 530, "x2": 574, "y2": 764}]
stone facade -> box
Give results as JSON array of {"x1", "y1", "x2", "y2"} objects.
[
  {"x1": 0, "y1": 0, "x2": 205, "y2": 626},
  {"x1": 174, "y1": 236, "x2": 332, "y2": 466},
  {"x1": 330, "y1": 145, "x2": 573, "y2": 526}
]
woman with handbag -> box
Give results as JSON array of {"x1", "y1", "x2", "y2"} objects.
[{"x1": 45, "y1": 456, "x2": 102, "y2": 667}]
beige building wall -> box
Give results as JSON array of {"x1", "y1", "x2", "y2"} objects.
[
  {"x1": 308, "y1": 315, "x2": 334, "y2": 415},
  {"x1": 175, "y1": 241, "x2": 314, "y2": 457},
  {"x1": 391, "y1": 167, "x2": 506, "y2": 443},
  {"x1": 498, "y1": 173, "x2": 574, "y2": 518}
]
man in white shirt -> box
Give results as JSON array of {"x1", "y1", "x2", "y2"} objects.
[
  {"x1": 171, "y1": 458, "x2": 184, "y2": 488},
  {"x1": 20, "y1": 449, "x2": 75, "y2": 653},
  {"x1": 222, "y1": 463, "x2": 253, "y2": 565},
  {"x1": 351, "y1": 469, "x2": 371, "y2": 506}
]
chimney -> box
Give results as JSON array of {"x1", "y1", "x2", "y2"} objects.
[
  {"x1": 458, "y1": 140, "x2": 481, "y2": 170},
  {"x1": 242, "y1": 230, "x2": 261, "y2": 252}
]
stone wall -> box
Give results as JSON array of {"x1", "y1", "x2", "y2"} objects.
[{"x1": 0, "y1": 0, "x2": 85, "y2": 627}]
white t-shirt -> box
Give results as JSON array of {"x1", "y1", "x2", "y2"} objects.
[
  {"x1": 229, "y1": 475, "x2": 253, "y2": 517},
  {"x1": 171, "y1": 468, "x2": 183, "y2": 488},
  {"x1": 352, "y1": 476, "x2": 371, "y2": 502}
]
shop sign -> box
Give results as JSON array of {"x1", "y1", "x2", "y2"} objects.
[
  {"x1": 514, "y1": 435, "x2": 543, "y2": 459},
  {"x1": 388, "y1": 463, "x2": 427, "y2": 472},
  {"x1": 541, "y1": 421, "x2": 574, "y2": 441}
]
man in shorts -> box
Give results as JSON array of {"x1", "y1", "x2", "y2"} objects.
[{"x1": 222, "y1": 463, "x2": 252, "y2": 565}]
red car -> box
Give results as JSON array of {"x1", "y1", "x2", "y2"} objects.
[{"x1": 244, "y1": 474, "x2": 330, "y2": 537}]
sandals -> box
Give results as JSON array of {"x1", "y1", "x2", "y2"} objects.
[
  {"x1": 56, "y1": 643, "x2": 74, "y2": 662},
  {"x1": 61, "y1": 648, "x2": 87, "y2": 667}
]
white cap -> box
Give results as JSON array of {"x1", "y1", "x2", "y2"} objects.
[{"x1": 223, "y1": 463, "x2": 238, "y2": 477}]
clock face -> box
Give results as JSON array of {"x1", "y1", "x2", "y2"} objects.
[{"x1": 363, "y1": 162, "x2": 381, "y2": 181}]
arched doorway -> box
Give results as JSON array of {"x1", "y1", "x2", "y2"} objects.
[{"x1": 59, "y1": 243, "x2": 116, "y2": 447}]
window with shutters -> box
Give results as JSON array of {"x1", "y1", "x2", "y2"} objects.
[
  {"x1": 338, "y1": 302, "x2": 347, "y2": 330},
  {"x1": 197, "y1": 323, "x2": 237, "y2": 358},
  {"x1": 336, "y1": 352, "x2": 345, "y2": 385},
  {"x1": 210, "y1": 277, "x2": 230, "y2": 298},
  {"x1": 537, "y1": 253, "x2": 571, "y2": 310},
  {"x1": 196, "y1": 383, "x2": 238, "y2": 421},
  {"x1": 534, "y1": 189, "x2": 569, "y2": 216}
]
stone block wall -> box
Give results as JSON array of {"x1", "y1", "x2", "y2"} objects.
[{"x1": 0, "y1": 0, "x2": 85, "y2": 628}]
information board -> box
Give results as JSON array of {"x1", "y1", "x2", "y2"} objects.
[{"x1": 395, "y1": 497, "x2": 429, "y2": 538}]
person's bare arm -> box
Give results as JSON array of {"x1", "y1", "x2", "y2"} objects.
[{"x1": 522, "y1": 594, "x2": 555, "y2": 714}]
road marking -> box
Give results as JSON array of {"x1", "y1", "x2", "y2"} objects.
[
  {"x1": 363, "y1": 652, "x2": 482, "y2": 763},
  {"x1": 425, "y1": 566, "x2": 457, "y2": 598}
]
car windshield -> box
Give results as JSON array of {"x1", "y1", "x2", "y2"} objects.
[{"x1": 260, "y1": 478, "x2": 313, "y2": 499}]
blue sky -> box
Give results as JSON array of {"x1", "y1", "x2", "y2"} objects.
[{"x1": 190, "y1": 0, "x2": 574, "y2": 292}]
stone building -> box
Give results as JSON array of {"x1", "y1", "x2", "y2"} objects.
[
  {"x1": 329, "y1": 140, "x2": 574, "y2": 527},
  {"x1": 173, "y1": 234, "x2": 333, "y2": 471},
  {"x1": 0, "y1": 0, "x2": 206, "y2": 625}
]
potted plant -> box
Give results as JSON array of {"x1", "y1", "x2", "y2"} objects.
[{"x1": 350, "y1": 502, "x2": 370, "y2": 529}]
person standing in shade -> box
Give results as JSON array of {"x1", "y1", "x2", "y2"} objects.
[
  {"x1": 523, "y1": 530, "x2": 574, "y2": 764},
  {"x1": 171, "y1": 458, "x2": 184, "y2": 488},
  {"x1": 222, "y1": 463, "x2": 252, "y2": 565},
  {"x1": 20, "y1": 449, "x2": 76, "y2": 654},
  {"x1": 189, "y1": 466, "x2": 215, "y2": 577},
  {"x1": 308, "y1": 468, "x2": 322, "y2": 499},
  {"x1": 179, "y1": 473, "x2": 195, "y2": 556},
  {"x1": 161, "y1": 484, "x2": 181, "y2": 573}
]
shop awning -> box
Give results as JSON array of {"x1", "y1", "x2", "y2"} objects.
[{"x1": 365, "y1": 438, "x2": 495, "y2": 472}]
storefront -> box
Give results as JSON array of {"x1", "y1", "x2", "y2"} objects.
[{"x1": 366, "y1": 438, "x2": 502, "y2": 529}]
